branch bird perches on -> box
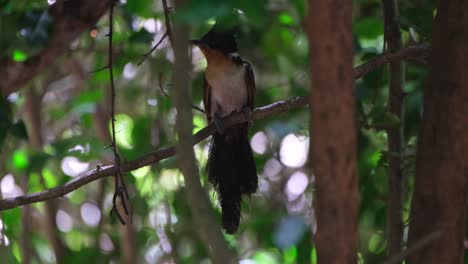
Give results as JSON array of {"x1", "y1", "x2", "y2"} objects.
[{"x1": 0, "y1": 44, "x2": 430, "y2": 211}]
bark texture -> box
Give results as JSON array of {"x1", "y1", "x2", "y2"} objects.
[
  {"x1": 407, "y1": 1, "x2": 468, "y2": 263},
  {"x1": 308, "y1": 0, "x2": 359, "y2": 263}
]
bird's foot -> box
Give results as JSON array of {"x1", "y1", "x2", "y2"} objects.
[{"x1": 242, "y1": 106, "x2": 253, "y2": 128}]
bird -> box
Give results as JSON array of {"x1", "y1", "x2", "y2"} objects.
[{"x1": 191, "y1": 25, "x2": 258, "y2": 234}]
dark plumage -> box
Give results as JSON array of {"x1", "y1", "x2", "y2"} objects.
[
  {"x1": 207, "y1": 125, "x2": 257, "y2": 234},
  {"x1": 192, "y1": 25, "x2": 258, "y2": 234}
]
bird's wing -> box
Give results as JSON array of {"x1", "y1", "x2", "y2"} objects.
[
  {"x1": 203, "y1": 75, "x2": 212, "y2": 122},
  {"x1": 244, "y1": 62, "x2": 256, "y2": 109}
]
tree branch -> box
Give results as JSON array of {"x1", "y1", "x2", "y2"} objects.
[
  {"x1": 0, "y1": 0, "x2": 110, "y2": 97},
  {"x1": 0, "y1": 44, "x2": 430, "y2": 211}
]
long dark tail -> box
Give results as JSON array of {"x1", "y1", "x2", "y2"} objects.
[{"x1": 207, "y1": 124, "x2": 257, "y2": 234}]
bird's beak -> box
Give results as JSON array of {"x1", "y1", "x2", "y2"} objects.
[
  {"x1": 190, "y1": 39, "x2": 210, "y2": 50},
  {"x1": 190, "y1": 39, "x2": 201, "y2": 46}
]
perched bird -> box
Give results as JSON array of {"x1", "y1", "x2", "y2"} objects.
[{"x1": 191, "y1": 25, "x2": 257, "y2": 234}]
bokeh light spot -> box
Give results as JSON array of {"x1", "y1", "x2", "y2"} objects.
[
  {"x1": 251, "y1": 131, "x2": 268, "y2": 154},
  {"x1": 279, "y1": 134, "x2": 309, "y2": 168},
  {"x1": 80, "y1": 202, "x2": 101, "y2": 227},
  {"x1": 99, "y1": 233, "x2": 114, "y2": 252},
  {"x1": 286, "y1": 171, "x2": 309, "y2": 199},
  {"x1": 56, "y1": 210, "x2": 73, "y2": 232},
  {"x1": 123, "y1": 63, "x2": 138, "y2": 79},
  {"x1": 61, "y1": 156, "x2": 89, "y2": 177}
]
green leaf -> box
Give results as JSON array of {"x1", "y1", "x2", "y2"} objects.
[
  {"x1": 132, "y1": 116, "x2": 152, "y2": 153},
  {"x1": 12, "y1": 149, "x2": 28, "y2": 170},
  {"x1": 128, "y1": 29, "x2": 154, "y2": 43},
  {"x1": 28, "y1": 152, "x2": 51, "y2": 173},
  {"x1": 72, "y1": 89, "x2": 104, "y2": 106},
  {"x1": 279, "y1": 13, "x2": 294, "y2": 25},
  {"x1": 175, "y1": 0, "x2": 232, "y2": 24},
  {"x1": 42, "y1": 168, "x2": 58, "y2": 188},
  {"x1": 193, "y1": 114, "x2": 206, "y2": 134},
  {"x1": 12, "y1": 49, "x2": 27, "y2": 61},
  {"x1": 125, "y1": 0, "x2": 154, "y2": 18},
  {"x1": 253, "y1": 250, "x2": 280, "y2": 264},
  {"x1": 355, "y1": 18, "x2": 384, "y2": 39},
  {"x1": 28, "y1": 172, "x2": 42, "y2": 193},
  {"x1": 370, "y1": 106, "x2": 401, "y2": 128},
  {"x1": 283, "y1": 246, "x2": 297, "y2": 263}
]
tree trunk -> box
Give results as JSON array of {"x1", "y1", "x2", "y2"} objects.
[
  {"x1": 406, "y1": 1, "x2": 468, "y2": 263},
  {"x1": 24, "y1": 88, "x2": 66, "y2": 263},
  {"x1": 382, "y1": 0, "x2": 405, "y2": 259},
  {"x1": 308, "y1": 0, "x2": 359, "y2": 263},
  {"x1": 171, "y1": 0, "x2": 237, "y2": 262}
]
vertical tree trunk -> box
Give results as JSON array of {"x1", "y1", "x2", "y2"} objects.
[
  {"x1": 171, "y1": 0, "x2": 236, "y2": 262},
  {"x1": 407, "y1": 1, "x2": 468, "y2": 263},
  {"x1": 382, "y1": 0, "x2": 405, "y2": 259},
  {"x1": 24, "y1": 88, "x2": 66, "y2": 263},
  {"x1": 308, "y1": 0, "x2": 359, "y2": 263}
]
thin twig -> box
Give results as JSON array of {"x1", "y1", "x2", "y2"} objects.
[
  {"x1": 0, "y1": 44, "x2": 430, "y2": 211},
  {"x1": 192, "y1": 105, "x2": 207, "y2": 116},
  {"x1": 158, "y1": 72, "x2": 170, "y2": 97},
  {"x1": 383, "y1": 231, "x2": 441, "y2": 264},
  {"x1": 107, "y1": 0, "x2": 130, "y2": 225},
  {"x1": 162, "y1": 0, "x2": 174, "y2": 47},
  {"x1": 88, "y1": 64, "x2": 110, "y2": 74},
  {"x1": 158, "y1": 72, "x2": 208, "y2": 116},
  {"x1": 137, "y1": 32, "x2": 168, "y2": 66},
  {"x1": 136, "y1": 0, "x2": 174, "y2": 66}
]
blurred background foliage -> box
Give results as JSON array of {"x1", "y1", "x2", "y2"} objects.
[{"x1": 0, "y1": 0, "x2": 435, "y2": 263}]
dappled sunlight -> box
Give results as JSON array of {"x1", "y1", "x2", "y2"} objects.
[
  {"x1": 0, "y1": 218, "x2": 7, "y2": 247},
  {"x1": 113, "y1": 114, "x2": 135, "y2": 149},
  {"x1": 123, "y1": 63, "x2": 138, "y2": 79},
  {"x1": 131, "y1": 165, "x2": 151, "y2": 179},
  {"x1": 56, "y1": 209, "x2": 73, "y2": 232},
  {"x1": 80, "y1": 202, "x2": 101, "y2": 227},
  {"x1": 285, "y1": 171, "x2": 309, "y2": 201},
  {"x1": 0, "y1": 174, "x2": 23, "y2": 198},
  {"x1": 145, "y1": 243, "x2": 164, "y2": 264},
  {"x1": 0, "y1": 0, "x2": 442, "y2": 262},
  {"x1": 148, "y1": 206, "x2": 173, "y2": 228},
  {"x1": 258, "y1": 178, "x2": 270, "y2": 194},
  {"x1": 279, "y1": 134, "x2": 309, "y2": 168},
  {"x1": 262, "y1": 158, "x2": 283, "y2": 181},
  {"x1": 61, "y1": 156, "x2": 89, "y2": 177},
  {"x1": 286, "y1": 193, "x2": 309, "y2": 214},
  {"x1": 0, "y1": 234, "x2": 10, "y2": 246},
  {"x1": 251, "y1": 131, "x2": 268, "y2": 154},
  {"x1": 147, "y1": 98, "x2": 158, "y2": 106},
  {"x1": 99, "y1": 233, "x2": 114, "y2": 253},
  {"x1": 159, "y1": 169, "x2": 182, "y2": 191}
]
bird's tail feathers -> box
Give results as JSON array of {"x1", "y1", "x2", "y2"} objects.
[{"x1": 207, "y1": 125, "x2": 257, "y2": 233}]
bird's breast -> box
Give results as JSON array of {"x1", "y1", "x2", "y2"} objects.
[{"x1": 206, "y1": 64, "x2": 247, "y2": 117}]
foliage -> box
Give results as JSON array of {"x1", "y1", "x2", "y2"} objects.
[{"x1": 0, "y1": 0, "x2": 436, "y2": 263}]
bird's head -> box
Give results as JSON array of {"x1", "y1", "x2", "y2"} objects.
[{"x1": 191, "y1": 25, "x2": 238, "y2": 57}]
